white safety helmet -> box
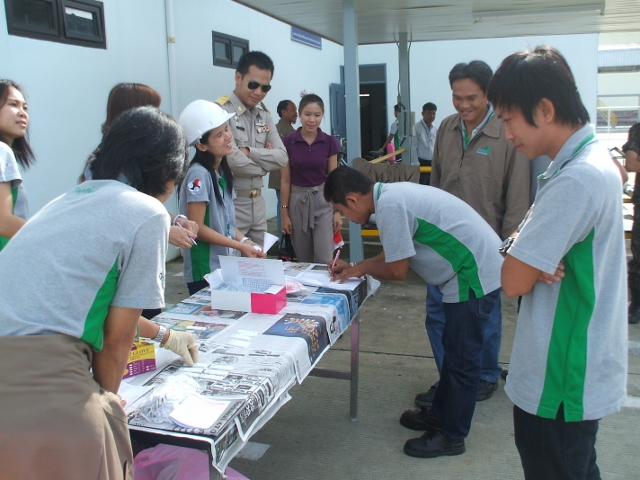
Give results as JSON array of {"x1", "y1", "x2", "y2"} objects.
[{"x1": 179, "y1": 99, "x2": 235, "y2": 146}]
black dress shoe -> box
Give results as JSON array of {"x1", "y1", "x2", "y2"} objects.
[
  {"x1": 477, "y1": 379, "x2": 498, "y2": 401},
  {"x1": 414, "y1": 384, "x2": 437, "y2": 408},
  {"x1": 400, "y1": 407, "x2": 439, "y2": 431},
  {"x1": 629, "y1": 302, "x2": 640, "y2": 324},
  {"x1": 403, "y1": 430, "x2": 466, "y2": 458}
]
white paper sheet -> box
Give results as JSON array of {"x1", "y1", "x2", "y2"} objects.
[
  {"x1": 169, "y1": 393, "x2": 231, "y2": 429},
  {"x1": 263, "y1": 232, "x2": 279, "y2": 252}
]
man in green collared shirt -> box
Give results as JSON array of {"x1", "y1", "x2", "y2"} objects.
[
  {"x1": 417, "y1": 61, "x2": 530, "y2": 411},
  {"x1": 488, "y1": 45, "x2": 627, "y2": 480}
]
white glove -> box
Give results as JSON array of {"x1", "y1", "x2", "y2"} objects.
[{"x1": 161, "y1": 330, "x2": 199, "y2": 366}]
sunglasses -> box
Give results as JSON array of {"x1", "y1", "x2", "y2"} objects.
[{"x1": 247, "y1": 80, "x2": 272, "y2": 93}]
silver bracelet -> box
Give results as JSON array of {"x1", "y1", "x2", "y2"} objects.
[
  {"x1": 154, "y1": 325, "x2": 167, "y2": 343},
  {"x1": 172, "y1": 214, "x2": 188, "y2": 226},
  {"x1": 240, "y1": 236, "x2": 250, "y2": 243},
  {"x1": 350, "y1": 262, "x2": 356, "y2": 267}
]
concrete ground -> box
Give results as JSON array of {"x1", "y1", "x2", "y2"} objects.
[{"x1": 163, "y1": 219, "x2": 640, "y2": 480}]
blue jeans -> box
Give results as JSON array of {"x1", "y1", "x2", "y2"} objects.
[
  {"x1": 431, "y1": 288, "x2": 500, "y2": 440},
  {"x1": 514, "y1": 404, "x2": 600, "y2": 479},
  {"x1": 426, "y1": 283, "x2": 503, "y2": 383}
]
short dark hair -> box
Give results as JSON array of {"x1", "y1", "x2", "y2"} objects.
[
  {"x1": 393, "y1": 104, "x2": 401, "y2": 113},
  {"x1": 102, "y1": 83, "x2": 162, "y2": 135},
  {"x1": 448, "y1": 61, "x2": 493, "y2": 94},
  {"x1": 324, "y1": 166, "x2": 374, "y2": 206},
  {"x1": 622, "y1": 122, "x2": 640, "y2": 154},
  {"x1": 487, "y1": 46, "x2": 589, "y2": 127},
  {"x1": 299, "y1": 94, "x2": 324, "y2": 113},
  {"x1": 236, "y1": 51, "x2": 274, "y2": 77},
  {"x1": 422, "y1": 102, "x2": 437, "y2": 112},
  {"x1": 91, "y1": 107, "x2": 187, "y2": 198},
  {"x1": 0, "y1": 79, "x2": 35, "y2": 169},
  {"x1": 277, "y1": 100, "x2": 293, "y2": 118}
]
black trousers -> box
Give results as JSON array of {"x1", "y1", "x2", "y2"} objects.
[
  {"x1": 418, "y1": 158, "x2": 431, "y2": 185},
  {"x1": 513, "y1": 404, "x2": 601, "y2": 480},
  {"x1": 188, "y1": 279, "x2": 210, "y2": 296},
  {"x1": 629, "y1": 202, "x2": 640, "y2": 303}
]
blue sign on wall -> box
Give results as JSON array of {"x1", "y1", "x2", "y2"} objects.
[{"x1": 291, "y1": 26, "x2": 322, "y2": 50}]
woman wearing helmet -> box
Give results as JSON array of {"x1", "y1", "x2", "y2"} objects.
[{"x1": 179, "y1": 100, "x2": 265, "y2": 295}]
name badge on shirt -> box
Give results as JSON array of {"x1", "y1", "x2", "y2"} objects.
[
  {"x1": 235, "y1": 115, "x2": 245, "y2": 131},
  {"x1": 477, "y1": 146, "x2": 492, "y2": 155}
]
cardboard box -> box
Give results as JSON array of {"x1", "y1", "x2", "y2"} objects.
[
  {"x1": 205, "y1": 256, "x2": 287, "y2": 315},
  {"x1": 123, "y1": 340, "x2": 156, "y2": 379}
]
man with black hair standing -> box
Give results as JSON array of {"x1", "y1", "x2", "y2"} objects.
[
  {"x1": 270, "y1": 99, "x2": 297, "y2": 243},
  {"x1": 411, "y1": 102, "x2": 437, "y2": 185},
  {"x1": 325, "y1": 166, "x2": 502, "y2": 459},
  {"x1": 217, "y1": 51, "x2": 287, "y2": 246},
  {"x1": 489, "y1": 46, "x2": 627, "y2": 479},
  {"x1": 622, "y1": 123, "x2": 640, "y2": 324},
  {"x1": 414, "y1": 61, "x2": 530, "y2": 412}
]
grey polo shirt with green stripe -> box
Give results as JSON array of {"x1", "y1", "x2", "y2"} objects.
[
  {"x1": 0, "y1": 180, "x2": 169, "y2": 351},
  {"x1": 0, "y1": 143, "x2": 29, "y2": 251},
  {"x1": 373, "y1": 182, "x2": 502, "y2": 303},
  {"x1": 505, "y1": 124, "x2": 627, "y2": 421},
  {"x1": 179, "y1": 163, "x2": 238, "y2": 284}
]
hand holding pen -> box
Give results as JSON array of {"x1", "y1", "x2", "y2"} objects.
[
  {"x1": 169, "y1": 215, "x2": 197, "y2": 249},
  {"x1": 331, "y1": 247, "x2": 342, "y2": 269}
]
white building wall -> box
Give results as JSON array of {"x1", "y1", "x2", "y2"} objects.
[
  {"x1": 0, "y1": 0, "x2": 343, "y2": 218},
  {"x1": 170, "y1": 0, "x2": 344, "y2": 218},
  {"x1": 359, "y1": 34, "x2": 599, "y2": 140},
  {"x1": 0, "y1": 0, "x2": 171, "y2": 214}
]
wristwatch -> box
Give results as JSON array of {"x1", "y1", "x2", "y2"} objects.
[
  {"x1": 154, "y1": 325, "x2": 167, "y2": 343},
  {"x1": 499, "y1": 237, "x2": 515, "y2": 258}
]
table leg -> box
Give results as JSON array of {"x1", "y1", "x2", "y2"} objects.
[{"x1": 350, "y1": 312, "x2": 360, "y2": 422}]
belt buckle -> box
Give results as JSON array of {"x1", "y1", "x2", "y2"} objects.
[{"x1": 249, "y1": 188, "x2": 259, "y2": 198}]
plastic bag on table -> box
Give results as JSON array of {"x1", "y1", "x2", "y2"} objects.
[{"x1": 136, "y1": 373, "x2": 201, "y2": 425}]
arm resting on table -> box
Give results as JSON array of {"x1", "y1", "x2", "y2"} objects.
[{"x1": 93, "y1": 306, "x2": 141, "y2": 393}]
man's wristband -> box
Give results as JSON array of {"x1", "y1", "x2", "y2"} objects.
[
  {"x1": 499, "y1": 237, "x2": 515, "y2": 258},
  {"x1": 350, "y1": 262, "x2": 357, "y2": 267},
  {"x1": 240, "y1": 237, "x2": 250, "y2": 243},
  {"x1": 172, "y1": 214, "x2": 188, "y2": 226}
]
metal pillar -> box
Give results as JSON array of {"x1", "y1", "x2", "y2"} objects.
[
  {"x1": 398, "y1": 32, "x2": 413, "y2": 164},
  {"x1": 343, "y1": 0, "x2": 364, "y2": 262}
]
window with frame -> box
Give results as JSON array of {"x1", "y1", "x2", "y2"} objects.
[
  {"x1": 5, "y1": 0, "x2": 106, "y2": 49},
  {"x1": 212, "y1": 32, "x2": 248, "y2": 69}
]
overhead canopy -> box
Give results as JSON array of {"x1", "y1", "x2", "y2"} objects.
[{"x1": 233, "y1": 0, "x2": 638, "y2": 45}]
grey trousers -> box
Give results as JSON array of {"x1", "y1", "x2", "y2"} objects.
[
  {"x1": 289, "y1": 183, "x2": 334, "y2": 264},
  {"x1": 234, "y1": 194, "x2": 267, "y2": 246}
]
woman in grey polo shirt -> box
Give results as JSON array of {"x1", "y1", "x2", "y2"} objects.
[
  {"x1": 0, "y1": 79, "x2": 36, "y2": 252},
  {"x1": 0, "y1": 107, "x2": 187, "y2": 479},
  {"x1": 178, "y1": 100, "x2": 265, "y2": 295}
]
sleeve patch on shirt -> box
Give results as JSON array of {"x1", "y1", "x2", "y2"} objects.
[{"x1": 188, "y1": 178, "x2": 202, "y2": 193}]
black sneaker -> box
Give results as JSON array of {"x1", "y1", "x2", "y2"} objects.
[
  {"x1": 399, "y1": 407, "x2": 439, "y2": 431},
  {"x1": 403, "y1": 430, "x2": 466, "y2": 458},
  {"x1": 414, "y1": 384, "x2": 437, "y2": 408},
  {"x1": 477, "y1": 379, "x2": 499, "y2": 401},
  {"x1": 629, "y1": 302, "x2": 640, "y2": 324}
]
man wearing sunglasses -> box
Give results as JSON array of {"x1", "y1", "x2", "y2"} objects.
[{"x1": 216, "y1": 51, "x2": 287, "y2": 247}]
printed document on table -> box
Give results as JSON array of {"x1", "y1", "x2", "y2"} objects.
[{"x1": 285, "y1": 263, "x2": 363, "y2": 290}]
